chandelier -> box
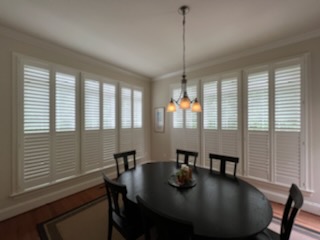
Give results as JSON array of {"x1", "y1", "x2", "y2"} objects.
[{"x1": 166, "y1": 6, "x2": 202, "y2": 113}]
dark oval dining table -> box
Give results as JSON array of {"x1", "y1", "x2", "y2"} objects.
[{"x1": 117, "y1": 162, "x2": 273, "y2": 239}]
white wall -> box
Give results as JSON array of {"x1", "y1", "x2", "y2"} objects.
[
  {"x1": 0, "y1": 25, "x2": 151, "y2": 220},
  {"x1": 151, "y1": 36, "x2": 320, "y2": 215}
]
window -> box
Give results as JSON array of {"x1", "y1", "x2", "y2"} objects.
[
  {"x1": 16, "y1": 55, "x2": 144, "y2": 193},
  {"x1": 202, "y1": 74, "x2": 240, "y2": 170},
  {"x1": 19, "y1": 59, "x2": 79, "y2": 191},
  {"x1": 244, "y1": 58, "x2": 307, "y2": 189},
  {"x1": 120, "y1": 84, "x2": 144, "y2": 157}
]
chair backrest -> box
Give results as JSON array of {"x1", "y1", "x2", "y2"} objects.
[
  {"x1": 102, "y1": 172, "x2": 129, "y2": 218},
  {"x1": 136, "y1": 195, "x2": 194, "y2": 240},
  {"x1": 280, "y1": 183, "x2": 304, "y2": 240},
  {"x1": 113, "y1": 150, "x2": 136, "y2": 177},
  {"x1": 176, "y1": 149, "x2": 198, "y2": 167},
  {"x1": 209, "y1": 153, "x2": 239, "y2": 176}
]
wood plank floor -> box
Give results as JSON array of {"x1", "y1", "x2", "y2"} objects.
[{"x1": 0, "y1": 184, "x2": 319, "y2": 240}]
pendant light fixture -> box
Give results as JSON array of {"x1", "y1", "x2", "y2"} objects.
[{"x1": 166, "y1": 6, "x2": 202, "y2": 113}]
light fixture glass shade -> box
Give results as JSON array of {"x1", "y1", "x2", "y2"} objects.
[
  {"x1": 191, "y1": 98, "x2": 202, "y2": 112},
  {"x1": 166, "y1": 99, "x2": 177, "y2": 112},
  {"x1": 180, "y1": 95, "x2": 191, "y2": 109}
]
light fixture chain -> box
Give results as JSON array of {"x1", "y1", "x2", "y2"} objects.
[{"x1": 182, "y1": 8, "x2": 186, "y2": 77}]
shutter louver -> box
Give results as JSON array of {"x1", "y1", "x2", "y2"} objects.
[
  {"x1": 248, "y1": 71, "x2": 269, "y2": 131},
  {"x1": 203, "y1": 81, "x2": 217, "y2": 129},
  {"x1": 23, "y1": 64, "x2": 51, "y2": 188},
  {"x1": 24, "y1": 65, "x2": 50, "y2": 133},
  {"x1": 247, "y1": 132, "x2": 270, "y2": 180},
  {"x1": 185, "y1": 85, "x2": 197, "y2": 129},
  {"x1": 103, "y1": 83, "x2": 116, "y2": 129},
  {"x1": 56, "y1": 73, "x2": 76, "y2": 132},
  {"x1": 85, "y1": 80, "x2": 100, "y2": 130},
  {"x1": 275, "y1": 65, "x2": 301, "y2": 131},
  {"x1": 221, "y1": 78, "x2": 237, "y2": 130}
]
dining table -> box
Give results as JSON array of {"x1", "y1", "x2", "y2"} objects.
[{"x1": 117, "y1": 161, "x2": 273, "y2": 239}]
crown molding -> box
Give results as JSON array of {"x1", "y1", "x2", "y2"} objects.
[
  {"x1": 153, "y1": 28, "x2": 320, "y2": 81},
  {"x1": 0, "y1": 24, "x2": 150, "y2": 82}
]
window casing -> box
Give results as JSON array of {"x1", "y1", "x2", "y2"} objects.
[
  {"x1": 120, "y1": 84, "x2": 144, "y2": 158},
  {"x1": 202, "y1": 73, "x2": 241, "y2": 171},
  {"x1": 244, "y1": 57, "x2": 307, "y2": 189}
]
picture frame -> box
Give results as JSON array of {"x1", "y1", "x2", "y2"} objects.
[{"x1": 154, "y1": 107, "x2": 165, "y2": 133}]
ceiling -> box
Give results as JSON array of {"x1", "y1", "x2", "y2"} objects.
[{"x1": 0, "y1": 0, "x2": 320, "y2": 79}]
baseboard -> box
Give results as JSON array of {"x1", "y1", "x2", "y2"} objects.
[
  {"x1": 261, "y1": 188, "x2": 320, "y2": 216},
  {"x1": 0, "y1": 175, "x2": 106, "y2": 221}
]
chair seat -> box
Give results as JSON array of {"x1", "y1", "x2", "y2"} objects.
[{"x1": 253, "y1": 228, "x2": 281, "y2": 240}]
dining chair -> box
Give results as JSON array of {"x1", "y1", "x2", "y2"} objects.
[
  {"x1": 102, "y1": 173, "x2": 143, "y2": 240},
  {"x1": 253, "y1": 183, "x2": 304, "y2": 240},
  {"x1": 136, "y1": 195, "x2": 194, "y2": 240},
  {"x1": 209, "y1": 153, "x2": 239, "y2": 176},
  {"x1": 176, "y1": 149, "x2": 198, "y2": 167},
  {"x1": 113, "y1": 150, "x2": 136, "y2": 177}
]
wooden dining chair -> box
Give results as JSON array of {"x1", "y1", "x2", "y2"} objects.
[
  {"x1": 136, "y1": 195, "x2": 194, "y2": 240},
  {"x1": 113, "y1": 150, "x2": 136, "y2": 177},
  {"x1": 253, "y1": 183, "x2": 304, "y2": 240},
  {"x1": 209, "y1": 153, "x2": 239, "y2": 176},
  {"x1": 102, "y1": 173, "x2": 143, "y2": 240},
  {"x1": 176, "y1": 149, "x2": 198, "y2": 167}
]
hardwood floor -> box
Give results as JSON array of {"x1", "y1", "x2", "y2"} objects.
[{"x1": 0, "y1": 184, "x2": 319, "y2": 240}]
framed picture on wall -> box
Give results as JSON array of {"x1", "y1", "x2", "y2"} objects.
[{"x1": 154, "y1": 107, "x2": 165, "y2": 133}]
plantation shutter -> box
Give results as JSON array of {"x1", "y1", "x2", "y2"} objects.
[
  {"x1": 54, "y1": 71, "x2": 79, "y2": 179},
  {"x1": 274, "y1": 64, "x2": 301, "y2": 186},
  {"x1": 120, "y1": 86, "x2": 133, "y2": 152},
  {"x1": 82, "y1": 79, "x2": 102, "y2": 172},
  {"x1": 22, "y1": 63, "x2": 51, "y2": 189},
  {"x1": 133, "y1": 89, "x2": 144, "y2": 158},
  {"x1": 220, "y1": 76, "x2": 240, "y2": 174},
  {"x1": 246, "y1": 70, "x2": 270, "y2": 181},
  {"x1": 102, "y1": 83, "x2": 117, "y2": 167},
  {"x1": 202, "y1": 80, "x2": 219, "y2": 167},
  {"x1": 202, "y1": 74, "x2": 240, "y2": 170}
]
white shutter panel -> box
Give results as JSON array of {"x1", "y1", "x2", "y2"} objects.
[
  {"x1": 54, "y1": 72, "x2": 78, "y2": 179},
  {"x1": 221, "y1": 77, "x2": 240, "y2": 174},
  {"x1": 203, "y1": 81, "x2": 218, "y2": 130},
  {"x1": 221, "y1": 78, "x2": 238, "y2": 130},
  {"x1": 103, "y1": 83, "x2": 117, "y2": 167},
  {"x1": 133, "y1": 90, "x2": 144, "y2": 158},
  {"x1": 22, "y1": 64, "x2": 51, "y2": 188},
  {"x1": 82, "y1": 79, "x2": 101, "y2": 172},
  {"x1": 202, "y1": 80, "x2": 218, "y2": 167},
  {"x1": 246, "y1": 71, "x2": 270, "y2": 180},
  {"x1": 120, "y1": 87, "x2": 133, "y2": 152},
  {"x1": 274, "y1": 64, "x2": 301, "y2": 186}
]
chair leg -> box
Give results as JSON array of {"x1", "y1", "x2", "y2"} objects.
[{"x1": 108, "y1": 220, "x2": 113, "y2": 240}]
